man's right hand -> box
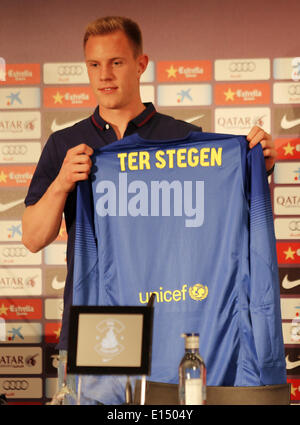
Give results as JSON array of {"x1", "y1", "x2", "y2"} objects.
[{"x1": 55, "y1": 143, "x2": 94, "y2": 193}]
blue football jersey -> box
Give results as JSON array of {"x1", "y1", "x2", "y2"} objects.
[{"x1": 73, "y1": 131, "x2": 286, "y2": 404}]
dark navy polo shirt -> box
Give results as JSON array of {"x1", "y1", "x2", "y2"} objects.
[{"x1": 25, "y1": 102, "x2": 202, "y2": 350}]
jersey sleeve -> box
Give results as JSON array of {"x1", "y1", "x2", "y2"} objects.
[
  {"x1": 247, "y1": 144, "x2": 287, "y2": 385},
  {"x1": 73, "y1": 179, "x2": 100, "y2": 306},
  {"x1": 24, "y1": 133, "x2": 64, "y2": 206}
]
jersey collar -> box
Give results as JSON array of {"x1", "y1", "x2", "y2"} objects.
[{"x1": 91, "y1": 102, "x2": 157, "y2": 131}]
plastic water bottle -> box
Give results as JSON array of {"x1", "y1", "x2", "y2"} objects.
[{"x1": 178, "y1": 333, "x2": 206, "y2": 405}]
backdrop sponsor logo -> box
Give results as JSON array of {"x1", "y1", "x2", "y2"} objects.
[
  {"x1": 279, "y1": 268, "x2": 300, "y2": 295},
  {"x1": 0, "y1": 64, "x2": 40, "y2": 85},
  {"x1": 43, "y1": 86, "x2": 96, "y2": 108},
  {"x1": 0, "y1": 244, "x2": 41, "y2": 266},
  {"x1": 274, "y1": 107, "x2": 300, "y2": 135},
  {"x1": 274, "y1": 187, "x2": 300, "y2": 214},
  {"x1": 0, "y1": 347, "x2": 42, "y2": 374},
  {"x1": 43, "y1": 62, "x2": 89, "y2": 84},
  {"x1": 275, "y1": 218, "x2": 300, "y2": 239},
  {"x1": 215, "y1": 83, "x2": 270, "y2": 105},
  {"x1": 281, "y1": 298, "x2": 300, "y2": 320},
  {"x1": 157, "y1": 60, "x2": 212, "y2": 82},
  {"x1": 44, "y1": 267, "x2": 66, "y2": 296},
  {"x1": 287, "y1": 378, "x2": 300, "y2": 401},
  {"x1": 277, "y1": 242, "x2": 300, "y2": 264},
  {"x1": 215, "y1": 107, "x2": 270, "y2": 134},
  {"x1": 273, "y1": 82, "x2": 300, "y2": 104},
  {"x1": 44, "y1": 298, "x2": 64, "y2": 320},
  {"x1": 140, "y1": 60, "x2": 154, "y2": 83},
  {"x1": 0, "y1": 298, "x2": 42, "y2": 320},
  {"x1": 157, "y1": 84, "x2": 212, "y2": 106},
  {"x1": 44, "y1": 322, "x2": 61, "y2": 344},
  {"x1": 275, "y1": 138, "x2": 300, "y2": 160},
  {"x1": 0, "y1": 142, "x2": 41, "y2": 164},
  {"x1": 0, "y1": 189, "x2": 27, "y2": 219},
  {"x1": 285, "y1": 348, "x2": 300, "y2": 375},
  {"x1": 273, "y1": 57, "x2": 300, "y2": 81},
  {"x1": 0, "y1": 165, "x2": 35, "y2": 187},
  {"x1": 157, "y1": 107, "x2": 212, "y2": 132},
  {"x1": 214, "y1": 58, "x2": 270, "y2": 81},
  {"x1": 140, "y1": 85, "x2": 155, "y2": 103},
  {"x1": 0, "y1": 87, "x2": 40, "y2": 109},
  {"x1": 0, "y1": 111, "x2": 41, "y2": 140},
  {"x1": 0, "y1": 220, "x2": 22, "y2": 241},
  {"x1": 0, "y1": 378, "x2": 42, "y2": 399},
  {"x1": 43, "y1": 110, "x2": 92, "y2": 140},
  {"x1": 0, "y1": 57, "x2": 5, "y2": 81},
  {"x1": 44, "y1": 243, "x2": 67, "y2": 265},
  {"x1": 274, "y1": 162, "x2": 300, "y2": 184},
  {"x1": 282, "y1": 321, "x2": 300, "y2": 345},
  {"x1": 0, "y1": 267, "x2": 42, "y2": 296},
  {"x1": 1, "y1": 322, "x2": 42, "y2": 344}
]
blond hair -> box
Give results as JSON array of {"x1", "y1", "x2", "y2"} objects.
[{"x1": 83, "y1": 16, "x2": 143, "y2": 57}]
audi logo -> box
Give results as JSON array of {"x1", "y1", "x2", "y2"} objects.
[
  {"x1": 288, "y1": 85, "x2": 300, "y2": 96},
  {"x1": 1, "y1": 145, "x2": 28, "y2": 155},
  {"x1": 289, "y1": 221, "x2": 300, "y2": 231},
  {"x1": 57, "y1": 65, "x2": 83, "y2": 76},
  {"x1": 2, "y1": 247, "x2": 27, "y2": 257},
  {"x1": 2, "y1": 380, "x2": 29, "y2": 391},
  {"x1": 229, "y1": 61, "x2": 256, "y2": 72}
]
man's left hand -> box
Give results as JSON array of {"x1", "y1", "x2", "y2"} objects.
[{"x1": 247, "y1": 126, "x2": 277, "y2": 172}]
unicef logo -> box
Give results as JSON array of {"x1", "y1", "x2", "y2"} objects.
[{"x1": 188, "y1": 284, "x2": 208, "y2": 301}]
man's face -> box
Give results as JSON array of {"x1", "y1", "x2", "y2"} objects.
[{"x1": 85, "y1": 31, "x2": 147, "y2": 113}]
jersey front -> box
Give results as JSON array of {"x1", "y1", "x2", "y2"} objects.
[{"x1": 73, "y1": 131, "x2": 286, "y2": 404}]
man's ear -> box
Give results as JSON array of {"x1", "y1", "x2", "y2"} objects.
[{"x1": 137, "y1": 54, "x2": 149, "y2": 77}]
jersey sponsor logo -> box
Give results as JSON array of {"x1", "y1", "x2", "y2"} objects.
[
  {"x1": 0, "y1": 63, "x2": 40, "y2": 85},
  {"x1": 43, "y1": 86, "x2": 96, "y2": 108},
  {"x1": 138, "y1": 283, "x2": 208, "y2": 305},
  {"x1": 0, "y1": 111, "x2": 41, "y2": 140},
  {"x1": 0, "y1": 165, "x2": 35, "y2": 187},
  {"x1": 43, "y1": 62, "x2": 89, "y2": 84},
  {"x1": 275, "y1": 138, "x2": 300, "y2": 160},
  {"x1": 274, "y1": 82, "x2": 300, "y2": 104},
  {"x1": 215, "y1": 83, "x2": 270, "y2": 105},
  {"x1": 157, "y1": 84, "x2": 212, "y2": 106},
  {"x1": 215, "y1": 107, "x2": 270, "y2": 134},
  {"x1": 273, "y1": 162, "x2": 300, "y2": 184},
  {"x1": 0, "y1": 298, "x2": 42, "y2": 320},
  {"x1": 214, "y1": 58, "x2": 270, "y2": 81},
  {"x1": 0, "y1": 87, "x2": 40, "y2": 109},
  {"x1": 157, "y1": 60, "x2": 212, "y2": 82}
]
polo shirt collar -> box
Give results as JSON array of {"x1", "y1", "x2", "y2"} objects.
[{"x1": 91, "y1": 102, "x2": 156, "y2": 131}]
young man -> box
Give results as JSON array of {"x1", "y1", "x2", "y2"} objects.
[{"x1": 22, "y1": 16, "x2": 277, "y2": 403}]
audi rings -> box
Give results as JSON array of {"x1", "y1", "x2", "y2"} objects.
[
  {"x1": 2, "y1": 380, "x2": 29, "y2": 391},
  {"x1": 1, "y1": 145, "x2": 28, "y2": 155},
  {"x1": 229, "y1": 61, "x2": 256, "y2": 73},
  {"x1": 57, "y1": 65, "x2": 83, "y2": 76}
]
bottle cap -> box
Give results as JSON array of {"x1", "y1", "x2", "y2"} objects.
[{"x1": 181, "y1": 333, "x2": 199, "y2": 349}]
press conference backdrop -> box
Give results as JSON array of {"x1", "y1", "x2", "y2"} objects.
[{"x1": 0, "y1": 0, "x2": 300, "y2": 404}]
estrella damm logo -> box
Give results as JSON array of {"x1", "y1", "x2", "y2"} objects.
[{"x1": 138, "y1": 283, "x2": 208, "y2": 304}]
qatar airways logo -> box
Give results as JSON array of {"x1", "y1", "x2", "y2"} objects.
[{"x1": 95, "y1": 173, "x2": 204, "y2": 228}]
